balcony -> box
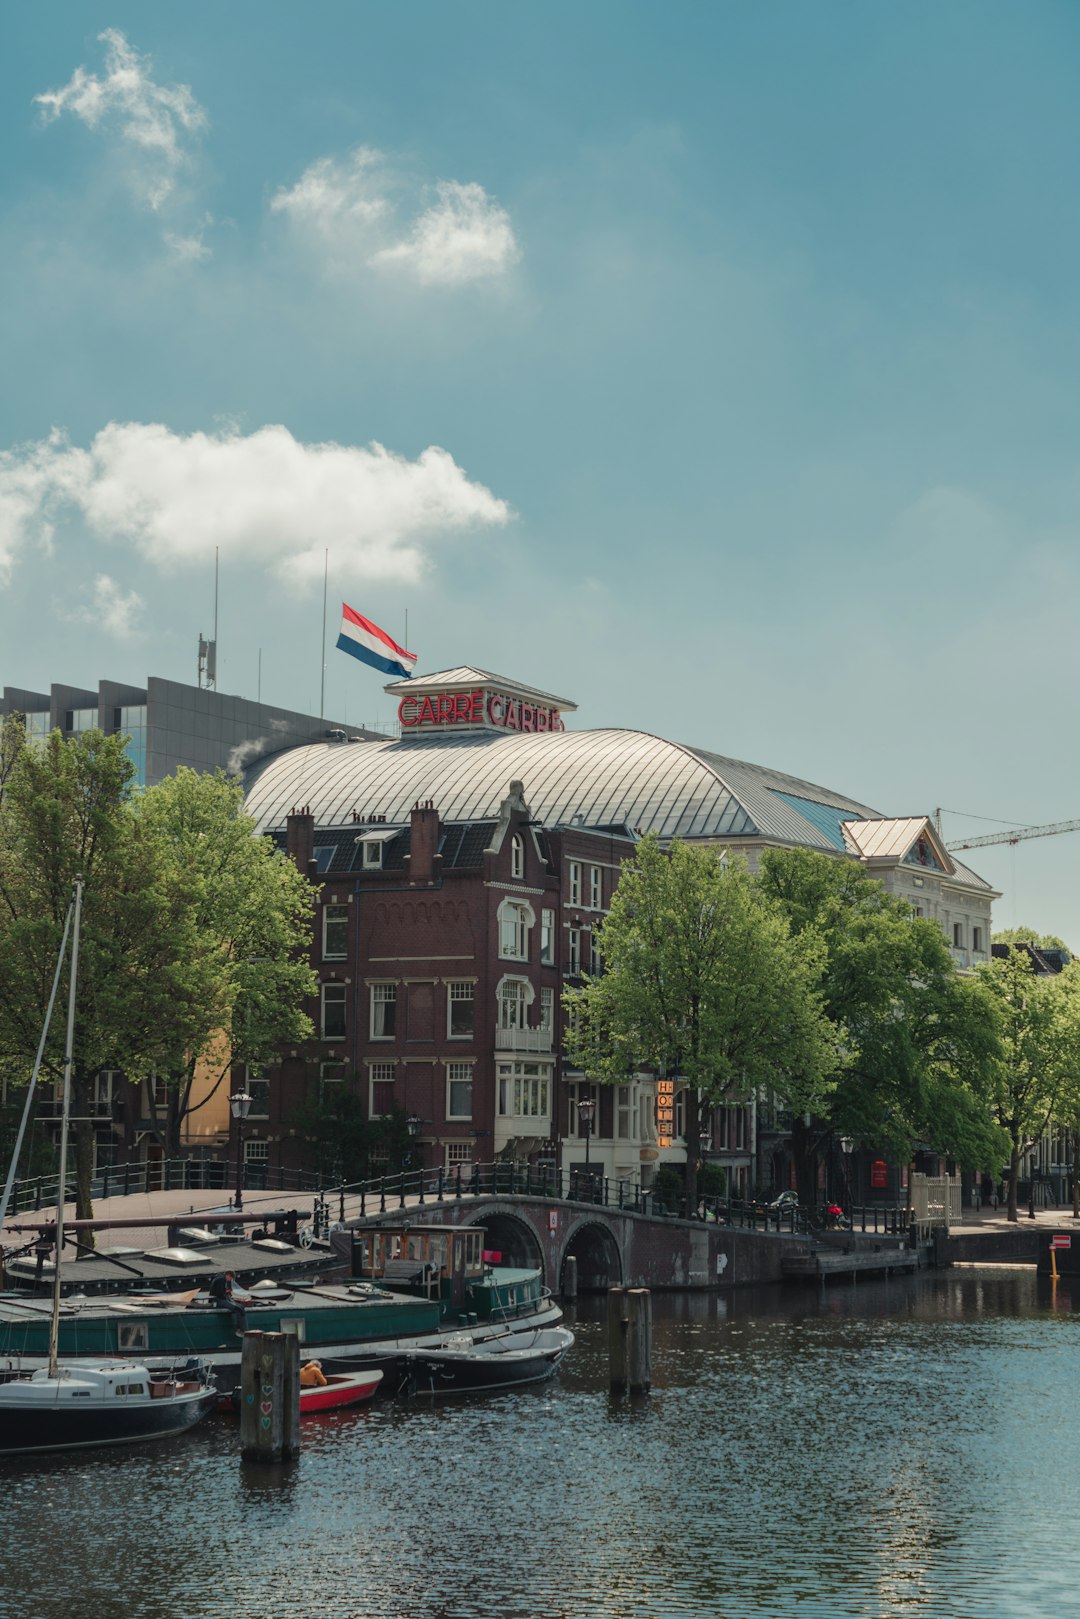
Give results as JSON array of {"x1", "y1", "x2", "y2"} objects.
[{"x1": 495, "y1": 1026, "x2": 553, "y2": 1053}]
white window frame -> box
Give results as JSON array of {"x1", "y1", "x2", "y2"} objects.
[
  {"x1": 616, "y1": 1084, "x2": 633, "y2": 1141},
  {"x1": 446, "y1": 1062, "x2": 474, "y2": 1121},
  {"x1": 446, "y1": 980, "x2": 475, "y2": 1040},
  {"x1": 496, "y1": 1060, "x2": 552, "y2": 1120},
  {"x1": 540, "y1": 908, "x2": 555, "y2": 965},
  {"x1": 363, "y1": 840, "x2": 384, "y2": 869},
  {"x1": 322, "y1": 903, "x2": 349, "y2": 960},
  {"x1": 497, "y1": 898, "x2": 534, "y2": 961},
  {"x1": 539, "y1": 987, "x2": 554, "y2": 1034},
  {"x1": 369, "y1": 982, "x2": 397, "y2": 1040},
  {"x1": 368, "y1": 1061, "x2": 395, "y2": 1116},
  {"x1": 321, "y1": 981, "x2": 347, "y2": 1041},
  {"x1": 568, "y1": 861, "x2": 582, "y2": 905},
  {"x1": 589, "y1": 866, "x2": 602, "y2": 909},
  {"x1": 244, "y1": 1139, "x2": 269, "y2": 1165},
  {"x1": 511, "y1": 834, "x2": 524, "y2": 880},
  {"x1": 497, "y1": 976, "x2": 533, "y2": 1031},
  {"x1": 319, "y1": 1061, "x2": 346, "y2": 1090},
  {"x1": 446, "y1": 1142, "x2": 474, "y2": 1171},
  {"x1": 567, "y1": 928, "x2": 581, "y2": 976}
]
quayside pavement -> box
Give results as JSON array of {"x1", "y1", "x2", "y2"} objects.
[{"x1": 4, "y1": 1183, "x2": 1078, "y2": 1261}]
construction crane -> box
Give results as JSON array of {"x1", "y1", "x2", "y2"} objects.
[{"x1": 942, "y1": 814, "x2": 1080, "y2": 853}]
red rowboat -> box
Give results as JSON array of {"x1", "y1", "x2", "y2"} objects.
[{"x1": 299, "y1": 1368, "x2": 383, "y2": 1414}]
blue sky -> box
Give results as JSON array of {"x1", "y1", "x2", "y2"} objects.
[{"x1": 3, "y1": 4, "x2": 1080, "y2": 939}]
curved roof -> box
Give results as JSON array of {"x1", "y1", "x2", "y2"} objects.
[{"x1": 243, "y1": 727, "x2": 881, "y2": 850}]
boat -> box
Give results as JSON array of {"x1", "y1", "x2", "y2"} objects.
[
  {"x1": 228, "y1": 1365, "x2": 384, "y2": 1417},
  {"x1": 0, "y1": 1360, "x2": 218, "y2": 1457},
  {"x1": 379, "y1": 1324, "x2": 575, "y2": 1397},
  {"x1": 0, "y1": 1222, "x2": 562, "y2": 1396},
  {"x1": 0, "y1": 879, "x2": 216, "y2": 1455}
]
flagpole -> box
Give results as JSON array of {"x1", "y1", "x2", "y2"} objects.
[{"x1": 320, "y1": 549, "x2": 328, "y2": 719}]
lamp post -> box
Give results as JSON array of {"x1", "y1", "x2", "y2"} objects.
[
  {"x1": 406, "y1": 1111, "x2": 423, "y2": 1164},
  {"x1": 230, "y1": 1090, "x2": 252, "y2": 1212},
  {"x1": 839, "y1": 1134, "x2": 854, "y2": 1215},
  {"x1": 578, "y1": 1093, "x2": 595, "y2": 1182}
]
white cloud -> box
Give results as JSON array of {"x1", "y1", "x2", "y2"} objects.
[
  {"x1": 272, "y1": 148, "x2": 520, "y2": 286},
  {"x1": 34, "y1": 29, "x2": 207, "y2": 217},
  {"x1": 0, "y1": 422, "x2": 513, "y2": 587},
  {"x1": 372, "y1": 181, "x2": 521, "y2": 286},
  {"x1": 70, "y1": 574, "x2": 147, "y2": 640}
]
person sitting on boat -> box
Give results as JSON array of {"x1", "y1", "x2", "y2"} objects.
[
  {"x1": 208, "y1": 1270, "x2": 245, "y2": 1328},
  {"x1": 300, "y1": 1360, "x2": 328, "y2": 1387}
]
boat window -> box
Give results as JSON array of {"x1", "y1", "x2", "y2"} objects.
[
  {"x1": 280, "y1": 1319, "x2": 307, "y2": 1341},
  {"x1": 118, "y1": 1323, "x2": 148, "y2": 1352},
  {"x1": 429, "y1": 1233, "x2": 448, "y2": 1273}
]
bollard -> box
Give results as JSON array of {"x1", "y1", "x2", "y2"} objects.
[
  {"x1": 240, "y1": 1330, "x2": 301, "y2": 1463},
  {"x1": 608, "y1": 1286, "x2": 652, "y2": 1394},
  {"x1": 563, "y1": 1254, "x2": 578, "y2": 1302},
  {"x1": 608, "y1": 1286, "x2": 628, "y2": 1388}
]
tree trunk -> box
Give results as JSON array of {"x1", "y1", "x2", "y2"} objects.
[
  {"x1": 791, "y1": 1115, "x2": 818, "y2": 1211},
  {"x1": 1007, "y1": 1144, "x2": 1020, "y2": 1223},
  {"x1": 1073, "y1": 1130, "x2": 1079, "y2": 1221},
  {"x1": 684, "y1": 1091, "x2": 699, "y2": 1218}
]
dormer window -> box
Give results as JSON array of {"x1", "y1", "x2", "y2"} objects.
[{"x1": 511, "y1": 834, "x2": 524, "y2": 880}]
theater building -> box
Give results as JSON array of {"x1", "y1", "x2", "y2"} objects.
[{"x1": 241, "y1": 666, "x2": 999, "y2": 1199}]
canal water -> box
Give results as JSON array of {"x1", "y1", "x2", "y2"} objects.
[{"x1": 3, "y1": 1269, "x2": 1079, "y2": 1619}]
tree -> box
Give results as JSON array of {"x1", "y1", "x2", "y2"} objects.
[
  {"x1": 0, "y1": 722, "x2": 224, "y2": 1223},
  {"x1": 563, "y1": 836, "x2": 841, "y2": 1216},
  {"x1": 757, "y1": 847, "x2": 1006, "y2": 1206},
  {"x1": 976, "y1": 948, "x2": 1080, "y2": 1221},
  {"x1": 287, "y1": 1088, "x2": 410, "y2": 1185},
  {"x1": 134, "y1": 769, "x2": 318, "y2": 1157},
  {"x1": 993, "y1": 927, "x2": 1072, "y2": 954}
]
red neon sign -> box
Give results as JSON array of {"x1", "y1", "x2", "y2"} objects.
[{"x1": 398, "y1": 686, "x2": 566, "y2": 734}]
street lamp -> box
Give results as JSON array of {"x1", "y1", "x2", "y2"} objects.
[
  {"x1": 839, "y1": 1135, "x2": 854, "y2": 1214},
  {"x1": 578, "y1": 1093, "x2": 595, "y2": 1176},
  {"x1": 230, "y1": 1090, "x2": 252, "y2": 1212}
]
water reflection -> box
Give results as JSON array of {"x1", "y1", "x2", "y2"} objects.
[{"x1": 2, "y1": 1271, "x2": 1079, "y2": 1618}]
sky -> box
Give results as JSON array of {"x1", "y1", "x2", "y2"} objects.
[{"x1": 2, "y1": 4, "x2": 1080, "y2": 940}]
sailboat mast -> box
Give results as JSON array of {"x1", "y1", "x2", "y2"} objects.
[{"x1": 48, "y1": 877, "x2": 84, "y2": 1379}]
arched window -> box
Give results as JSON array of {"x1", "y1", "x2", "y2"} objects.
[
  {"x1": 511, "y1": 834, "x2": 524, "y2": 880},
  {"x1": 497, "y1": 897, "x2": 534, "y2": 960}
]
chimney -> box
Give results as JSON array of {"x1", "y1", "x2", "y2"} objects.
[
  {"x1": 407, "y1": 799, "x2": 441, "y2": 885},
  {"x1": 286, "y1": 804, "x2": 315, "y2": 875}
]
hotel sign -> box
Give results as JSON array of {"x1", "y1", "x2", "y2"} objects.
[
  {"x1": 398, "y1": 687, "x2": 566, "y2": 735},
  {"x1": 656, "y1": 1078, "x2": 675, "y2": 1149}
]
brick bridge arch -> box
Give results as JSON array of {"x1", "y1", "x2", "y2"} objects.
[{"x1": 346, "y1": 1194, "x2": 790, "y2": 1291}]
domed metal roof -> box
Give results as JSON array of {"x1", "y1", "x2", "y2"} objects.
[{"x1": 243, "y1": 726, "x2": 880, "y2": 850}]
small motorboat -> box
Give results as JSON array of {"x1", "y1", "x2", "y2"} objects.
[
  {"x1": 227, "y1": 1366, "x2": 383, "y2": 1417},
  {"x1": 385, "y1": 1325, "x2": 574, "y2": 1397},
  {"x1": 0, "y1": 1360, "x2": 218, "y2": 1457}
]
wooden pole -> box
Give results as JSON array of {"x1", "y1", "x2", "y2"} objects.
[
  {"x1": 626, "y1": 1288, "x2": 652, "y2": 1393},
  {"x1": 608, "y1": 1286, "x2": 628, "y2": 1389},
  {"x1": 240, "y1": 1331, "x2": 301, "y2": 1463},
  {"x1": 563, "y1": 1254, "x2": 578, "y2": 1301}
]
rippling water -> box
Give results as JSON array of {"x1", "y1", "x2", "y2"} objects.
[{"x1": 4, "y1": 1270, "x2": 1079, "y2": 1619}]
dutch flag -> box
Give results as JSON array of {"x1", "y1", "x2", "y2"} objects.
[{"x1": 336, "y1": 604, "x2": 417, "y2": 680}]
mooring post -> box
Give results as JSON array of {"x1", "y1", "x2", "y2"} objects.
[
  {"x1": 240, "y1": 1330, "x2": 301, "y2": 1463},
  {"x1": 626, "y1": 1288, "x2": 652, "y2": 1393},
  {"x1": 608, "y1": 1285, "x2": 628, "y2": 1389},
  {"x1": 563, "y1": 1254, "x2": 578, "y2": 1302}
]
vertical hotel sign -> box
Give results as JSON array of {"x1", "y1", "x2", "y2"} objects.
[{"x1": 656, "y1": 1078, "x2": 675, "y2": 1149}]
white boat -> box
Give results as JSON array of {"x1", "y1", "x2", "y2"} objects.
[{"x1": 0, "y1": 878, "x2": 216, "y2": 1456}]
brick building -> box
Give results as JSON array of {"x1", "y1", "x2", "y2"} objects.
[{"x1": 238, "y1": 666, "x2": 1000, "y2": 1199}]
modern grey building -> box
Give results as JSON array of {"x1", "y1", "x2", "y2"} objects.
[{"x1": 1, "y1": 675, "x2": 379, "y2": 786}]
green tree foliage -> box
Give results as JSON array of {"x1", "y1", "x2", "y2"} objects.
[
  {"x1": 0, "y1": 724, "x2": 317, "y2": 1222},
  {"x1": 758, "y1": 848, "x2": 1006, "y2": 1202},
  {"x1": 563, "y1": 836, "x2": 841, "y2": 1214},
  {"x1": 976, "y1": 947, "x2": 1080, "y2": 1221},
  {"x1": 287, "y1": 1088, "x2": 410, "y2": 1185},
  {"x1": 0, "y1": 720, "x2": 222, "y2": 1221},
  {"x1": 136, "y1": 769, "x2": 317, "y2": 1156},
  {"x1": 993, "y1": 926, "x2": 1072, "y2": 954}
]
